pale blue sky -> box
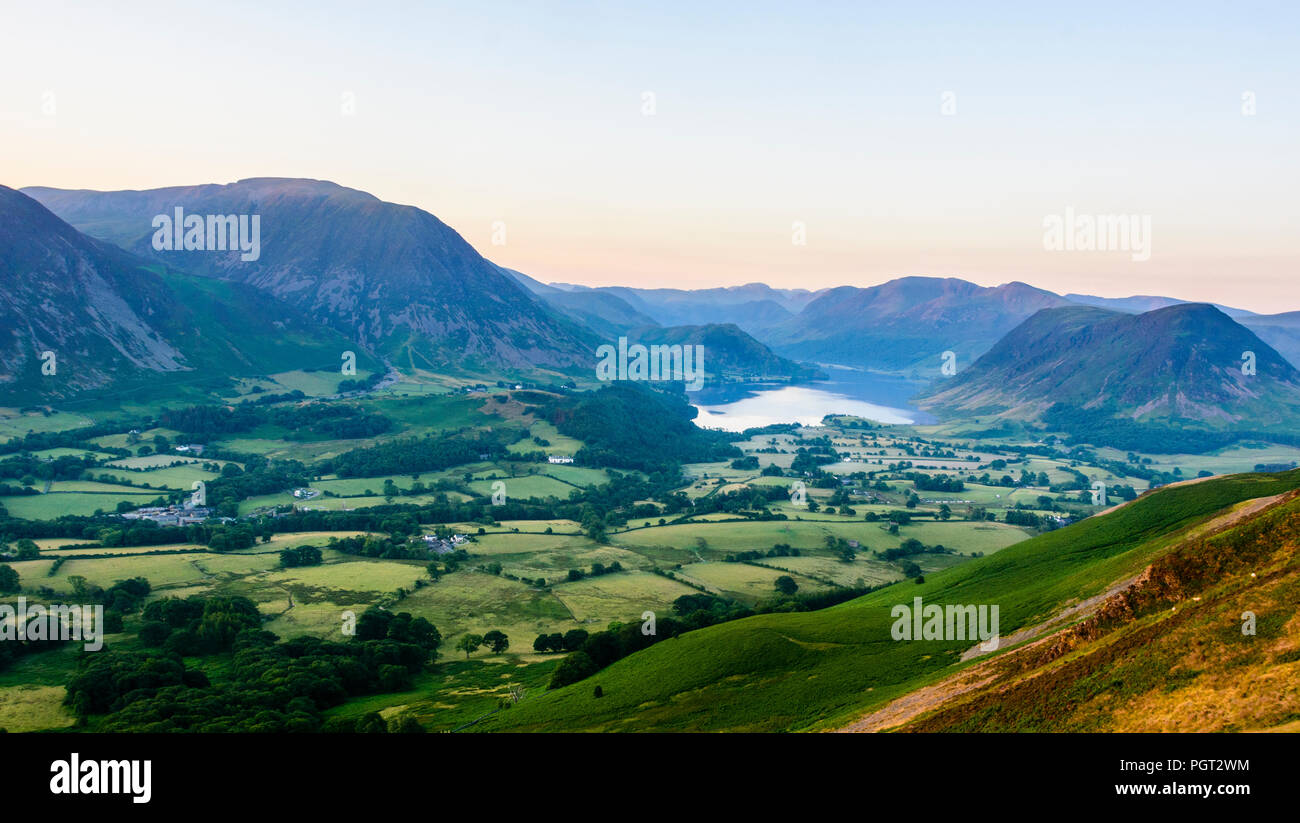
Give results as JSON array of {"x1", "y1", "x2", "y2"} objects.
[{"x1": 2, "y1": 1, "x2": 1297, "y2": 311}]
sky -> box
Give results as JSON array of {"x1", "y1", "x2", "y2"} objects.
[{"x1": 2, "y1": 1, "x2": 1298, "y2": 312}]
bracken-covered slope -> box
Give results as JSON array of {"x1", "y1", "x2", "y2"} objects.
[
  {"x1": 858, "y1": 487, "x2": 1300, "y2": 732},
  {"x1": 25, "y1": 179, "x2": 595, "y2": 373},
  {"x1": 479, "y1": 469, "x2": 1300, "y2": 732}
]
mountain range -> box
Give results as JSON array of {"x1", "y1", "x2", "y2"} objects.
[
  {"x1": 10, "y1": 177, "x2": 1300, "y2": 434},
  {"x1": 4, "y1": 180, "x2": 817, "y2": 402}
]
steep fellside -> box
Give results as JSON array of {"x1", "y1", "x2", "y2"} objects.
[
  {"x1": 870, "y1": 489, "x2": 1300, "y2": 732},
  {"x1": 25, "y1": 179, "x2": 594, "y2": 373},
  {"x1": 917, "y1": 303, "x2": 1300, "y2": 434},
  {"x1": 1240, "y1": 310, "x2": 1300, "y2": 371},
  {"x1": 0, "y1": 185, "x2": 364, "y2": 403}
]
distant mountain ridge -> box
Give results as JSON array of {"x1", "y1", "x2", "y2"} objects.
[
  {"x1": 503, "y1": 268, "x2": 813, "y2": 380},
  {"x1": 536, "y1": 282, "x2": 820, "y2": 336},
  {"x1": 1064, "y1": 292, "x2": 1257, "y2": 319},
  {"x1": 761, "y1": 276, "x2": 1070, "y2": 373}
]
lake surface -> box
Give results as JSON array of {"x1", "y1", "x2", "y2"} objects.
[{"x1": 690, "y1": 366, "x2": 937, "y2": 432}]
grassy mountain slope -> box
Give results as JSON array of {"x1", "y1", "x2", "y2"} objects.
[
  {"x1": 480, "y1": 469, "x2": 1300, "y2": 732},
  {"x1": 879, "y1": 489, "x2": 1300, "y2": 732},
  {"x1": 25, "y1": 179, "x2": 594, "y2": 373},
  {"x1": 629, "y1": 323, "x2": 823, "y2": 382},
  {"x1": 0, "y1": 185, "x2": 367, "y2": 405},
  {"x1": 918, "y1": 303, "x2": 1300, "y2": 434}
]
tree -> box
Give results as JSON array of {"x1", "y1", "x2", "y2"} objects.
[
  {"x1": 774, "y1": 575, "x2": 798, "y2": 596},
  {"x1": 388, "y1": 713, "x2": 425, "y2": 733},
  {"x1": 0, "y1": 564, "x2": 18, "y2": 594},
  {"x1": 139, "y1": 621, "x2": 173, "y2": 647},
  {"x1": 355, "y1": 712, "x2": 387, "y2": 734},
  {"x1": 14, "y1": 539, "x2": 39, "y2": 561},
  {"x1": 356, "y1": 607, "x2": 392, "y2": 641},
  {"x1": 456, "y1": 633, "x2": 484, "y2": 659},
  {"x1": 482, "y1": 629, "x2": 509, "y2": 654},
  {"x1": 548, "y1": 650, "x2": 598, "y2": 689}
]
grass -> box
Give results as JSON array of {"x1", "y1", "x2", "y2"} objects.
[
  {"x1": 550, "y1": 571, "x2": 700, "y2": 623},
  {"x1": 468, "y1": 475, "x2": 577, "y2": 500},
  {"x1": 480, "y1": 469, "x2": 1300, "y2": 732},
  {"x1": 92, "y1": 465, "x2": 221, "y2": 490},
  {"x1": 1, "y1": 491, "x2": 158, "y2": 519},
  {"x1": 0, "y1": 409, "x2": 94, "y2": 438},
  {"x1": 322, "y1": 658, "x2": 560, "y2": 732},
  {"x1": 611, "y1": 517, "x2": 1029, "y2": 559},
  {"x1": 676, "y1": 561, "x2": 829, "y2": 602},
  {"x1": 0, "y1": 684, "x2": 77, "y2": 732},
  {"x1": 397, "y1": 571, "x2": 578, "y2": 645},
  {"x1": 507, "y1": 420, "x2": 584, "y2": 456}
]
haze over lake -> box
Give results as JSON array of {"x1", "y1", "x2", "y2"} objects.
[{"x1": 691, "y1": 367, "x2": 936, "y2": 431}]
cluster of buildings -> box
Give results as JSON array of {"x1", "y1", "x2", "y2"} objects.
[
  {"x1": 547, "y1": 455, "x2": 575, "y2": 464},
  {"x1": 420, "y1": 533, "x2": 470, "y2": 555},
  {"x1": 120, "y1": 503, "x2": 212, "y2": 527}
]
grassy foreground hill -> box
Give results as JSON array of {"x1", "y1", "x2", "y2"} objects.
[
  {"x1": 872, "y1": 488, "x2": 1300, "y2": 732},
  {"x1": 481, "y1": 469, "x2": 1300, "y2": 732}
]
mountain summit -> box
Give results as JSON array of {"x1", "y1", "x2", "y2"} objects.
[
  {"x1": 0, "y1": 185, "x2": 359, "y2": 401},
  {"x1": 24, "y1": 179, "x2": 593, "y2": 372},
  {"x1": 917, "y1": 303, "x2": 1300, "y2": 431}
]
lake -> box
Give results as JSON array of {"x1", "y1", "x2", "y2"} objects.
[{"x1": 690, "y1": 366, "x2": 937, "y2": 432}]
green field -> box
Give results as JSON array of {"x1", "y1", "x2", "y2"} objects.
[
  {"x1": 468, "y1": 475, "x2": 577, "y2": 500},
  {"x1": 1, "y1": 490, "x2": 160, "y2": 519},
  {"x1": 0, "y1": 410, "x2": 95, "y2": 438},
  {"x1": 611, "y1": 517, "x2": 1029, "y2": 560},
  {"x1": 551, "y1": 571, "x2": 700, "y2": 623},
  {"x1": 675, "y1": 561, "x2": 828, "y2": 602},
  {"x1": 481, "y1": 469, "x2": 1300, "y2": 732}
]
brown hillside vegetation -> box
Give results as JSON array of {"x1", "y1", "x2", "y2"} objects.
[{"x1": 848, "y1": 491, "x2": 1300, "y2": 732}]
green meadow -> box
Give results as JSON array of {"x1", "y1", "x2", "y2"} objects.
[{"x1": 482, "y1": 469, "x2": 1300, "y2": 732}]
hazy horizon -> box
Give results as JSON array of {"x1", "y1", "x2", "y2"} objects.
[{"x1": 4, "y1": 1, "x2": 1297, "y2": 313}]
